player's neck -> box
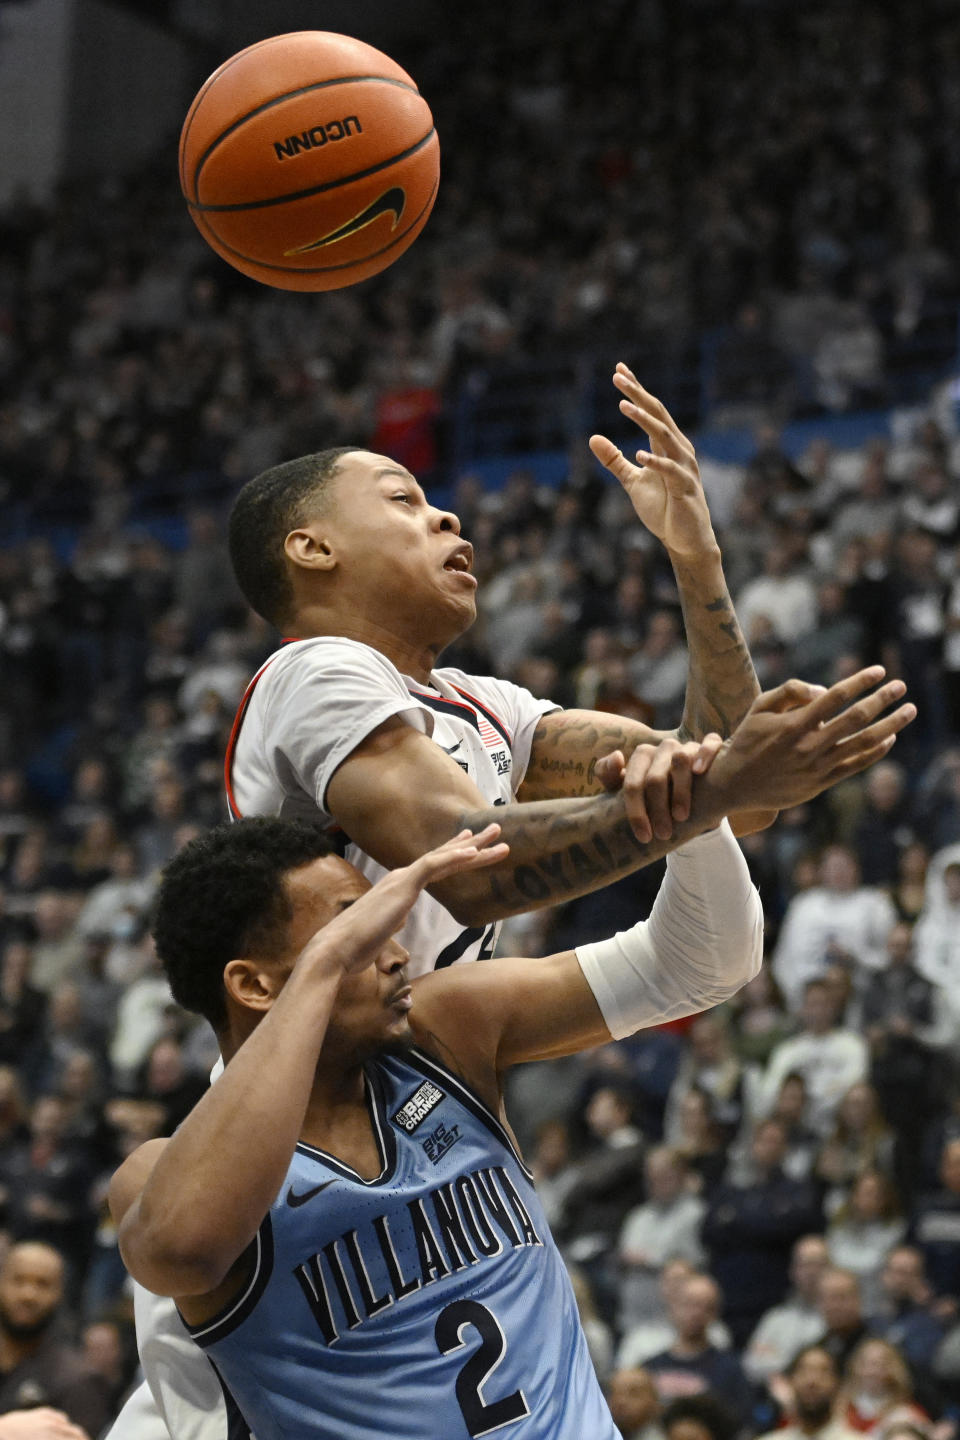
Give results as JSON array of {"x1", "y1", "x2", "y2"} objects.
[
  {"x1": 300, "y1": 1065, "x2": 383, "y2": 1180},
  {"x1": 287, "y1": 605, "x2": 444, "y2": 684}
]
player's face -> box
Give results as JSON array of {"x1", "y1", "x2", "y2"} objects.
[
  {"x1": 321, "y1": 452, "x2": 477, "y2": 641},
  {"x1": 282, "y1": 855, "x2": 414, "y2": 1060}
]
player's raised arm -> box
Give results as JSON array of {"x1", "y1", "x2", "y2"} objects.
[
  {"x1": 109, "y1": 825, "x2": 507, "y2": 1302},
  {"x1": 525, "y1": 366, "x2": 770, "y2": 834}
]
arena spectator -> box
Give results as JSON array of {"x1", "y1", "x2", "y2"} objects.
[
  {"x1": 817, "y1": 1270, "x2": 872, "y2": 1376},
  {"x1": 617, "y1": 1259, "x2": 732, "y2": 1372},
  {"x1": 702, "y1": 1118, "x2": 823, "y2": 1346},
  {"x1": 0, "y1": 1241, "x2": 111, "y2": 1434},
  {"x1": 607, "y1": 1365, "x2": 665, "y2": 1440},
  {"x1": 644, "y1": 1273, "x2": 754, "y2": 1427},
  {"x1": 827, "y1": 1172, "x2": 907, "y2": 1314},
  {"x1": 763, "y1": 980, "x2": 869, "y2": 1137},
  {"x1": 815, "y1": 1086, "x2": 897, "y2": 1204},
  {"x1": 868, "y1": 1246, "x2": 946, "y2": 1382},
  {"x1": 772, "y1": 848, "x2": 897, "y2": 1013},
  {"x1": 617, "y1": 1147, "x2": 706, "y2": 1330},
  {"x1": 743, "y1": 1234, "x2": 832, "y2": 1387},
  {"x1": 837, "y1": 1337, "x2": 929, "y2": 1436},
  {"x1": 908, "y1": 1138, "x2": 960, "y2": 1301},
  {"x1": 755, "y1": 1344, "x2": 860, "y2": 1440},
  {"x1": 663, "y1": 1014, "x2": 758, "y2": 1149},
  {"x1": 661, "y1": 1395, "x2": 740, "y2": 1440}
]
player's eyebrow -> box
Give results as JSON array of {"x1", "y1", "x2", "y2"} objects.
[{"x1": 374, "y1": 467, "x2": 418, "y2": 484}]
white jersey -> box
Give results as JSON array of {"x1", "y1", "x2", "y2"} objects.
[
  {"x1": 111, "y1": 640, "x2": 556, "y2": 1440},
  {"x1": 226, "y1": 636, "x2": 556, "y2": 975}
]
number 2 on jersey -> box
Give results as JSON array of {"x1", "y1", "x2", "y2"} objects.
[{"x1": 435, "y1": 1299, "x2": 530, "y2": 1437}]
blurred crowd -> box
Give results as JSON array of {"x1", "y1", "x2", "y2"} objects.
[{"x1": 0, "y1": 0, "x2": 959, "y2": 1435}]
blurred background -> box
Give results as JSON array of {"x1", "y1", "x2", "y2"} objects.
[{"x1": 0, "y1": 1, "x2": 959, "y2": 1435}]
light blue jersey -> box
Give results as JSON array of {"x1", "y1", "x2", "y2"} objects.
[{"x1": 183, "y1": 1048, "x2": 616, "y2": 1439}]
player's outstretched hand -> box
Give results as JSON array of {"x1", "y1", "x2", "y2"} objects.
[
  {"x1": 305, "y1": 825, "x2": 509, "y2": 975},
  {"x1": 588, "y1": 362, "x2": 717, "y2": 560},
  {"x1": 0, "y1": 1410, "x2": 89, "y2": 1440},
  {"x1": 708, "y1": 666, "x2": 916, "y2": 817},
  {"x1": 607, "y1": 734, "x2": 724, "y2": 842}
]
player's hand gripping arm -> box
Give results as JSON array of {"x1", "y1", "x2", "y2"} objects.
[
  {"x1": 415, "y1": 668, "x2": 916, "y2": 1083},
  {"x1": 108, "y1": 827, "x2": 508, "y2": 1299},
  {"x1": 328, "y1": 665, "x2": 910, "y2": 926}
]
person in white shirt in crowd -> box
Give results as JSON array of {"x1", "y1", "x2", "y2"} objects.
[
  {"x1": 735, "y1": 540, "x2": 819, "y2": 650},
  {"x1": 763, "y1": 979, "x2": 869, "y2": 1137},
  {"x1": 913, "y1": 861, "x2": 960, "y2": 992},
  {"x1": 617, "y1": 1259, "x2": 732, "y2": 1371},
  {"x1": 827, "y1": 1170, "x2": 907, "y2": 1314},
  {"x1": 743, "y1": 1234, "x2": 832, "y2": 1387},
  {"x1": 617, "y1": 1147, "x2": 707, "y2": 1331},
  {"x1": 772, "y1": 844, "x2": 897, "y2": 1013}
]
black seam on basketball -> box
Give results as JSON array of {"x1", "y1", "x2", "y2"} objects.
[
  {"x1": 190, "y1": 126, "x2": 436, "y2": 213},
  {"x1": 188, "y1": 74, "x2": 422, "y2": 202},
  {"x1": 192, "y1": 177, "x2": 437, "y2": 275},
  {"x1": 180, "y1": 33, "x2": 311, "y2": 200}
]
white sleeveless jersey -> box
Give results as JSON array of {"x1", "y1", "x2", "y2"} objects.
[
  {"x1": 110, "y1": 640, "x2": 557, "y2": 1440},
  {"x1": 225, "y1": 637, "x2": 556, "y2": 975}
]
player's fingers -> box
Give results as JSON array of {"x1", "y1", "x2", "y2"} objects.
[
  {"x1": 800, "y1": 664, "x2": 888, "y2": 725},
  {"x1": 613, "y1": 365, "x2": 696, "y2": 454},
  {"x1": 619, "y1": 401, "x2": 694, "y2": 464},
  {"x1": 668, "y1": 745, "x2": 697, "y2": 823},
  {"x1": 621, "y1": 744, "x2": 656, "y2": 843},
  {"x1": 630, "y1": 742, "x2": 678, "y2": 840},
  {"x1": 814, "y1": 680, "x2": 909, "y2": 745},
  {"x1": 692, "y1": 732, "x2": 724, "y2": 775},
  {"x1": 588, "y1": 433, "x2": 641, "y2": 485},
  {"x1": 631, "y1": 450, "x2": 700, "y2": 490},
  {"x1": 825, "y1": 729, "x2": 903, "y2": 783},
  {"x1": 829, "y1": 701, "x2": 917, "y2": 756},
  {"x1": 749, "y1": 678, "x2": 828, "y2": 715},
  {"x1": 594, "y1": 750, "x2": 626, "y2": 792}
]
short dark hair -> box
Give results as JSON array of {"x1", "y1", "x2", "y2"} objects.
[
  {"x1": 787, "y1": 1343, "x2": 838, "y2": 1378},
  {"x1": 152, "y1": 819, "x2": 337, "y2": 1031},
  {"x1": 228, "y1": 448, "x2": 356, "y2": 626},
  {"x1": 662, "y1": 1395, "x2": 738, "y2": 1440}
]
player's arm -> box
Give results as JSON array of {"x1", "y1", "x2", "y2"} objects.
[
  {"x1": 418, "y1": 668, "x2": 916, "y2": 1078},
  {"x1": 566, "y1": 365, "x2": 769, "y2": 825},
  {"x1": 109, "y1": 829, "x2": 508, "y2": 1303},
  {"x1": 326, "y1": 715, "x2": 729, "y2": 925}
]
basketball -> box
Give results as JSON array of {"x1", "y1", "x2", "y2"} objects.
[{"x1": 178, "y1": 31, "x2": 440, "y2": 291}]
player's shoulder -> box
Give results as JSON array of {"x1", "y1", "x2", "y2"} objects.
[{"x1": 254, "y1": 636, "x2": 408, "y2": 697}]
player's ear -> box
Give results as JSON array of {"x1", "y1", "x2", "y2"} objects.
[
  {"x1": 223, "y1": 958, "x2": 285, "y2": 1014},
  {"x1": 284, "y1": 526, "x2": 337, "y2": 573}
]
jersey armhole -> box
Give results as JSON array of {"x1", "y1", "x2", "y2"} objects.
[{"x1": 177, "y1": 1215, "x2": 275, "y2": 1350}]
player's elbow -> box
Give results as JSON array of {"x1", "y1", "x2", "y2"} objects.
[
  {"x1": 712, "y1": 890, "x2": 764, "y2": 1000},
  {"x1": 121, "y1": 1226, "x2": 235, "y2": 1298}
]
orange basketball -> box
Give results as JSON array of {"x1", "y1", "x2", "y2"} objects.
[{"x1": 178, "y1": 31, "x2": 440, "y2": 291}]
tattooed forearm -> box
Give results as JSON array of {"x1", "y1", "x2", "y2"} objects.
[
  {"x1": 454, "y1": 788, "x2": 723, "y2": 922},
  {"x1": 673, "y1": 558, "x2": 760, "y2": 740},
  {"x1": 518, "y1": 712, "x2": 661, "y2": 802}
]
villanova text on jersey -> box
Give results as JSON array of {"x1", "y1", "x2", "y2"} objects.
[{"x1": 183, "y1": 1050, "x2": 617, "y2": 1439}]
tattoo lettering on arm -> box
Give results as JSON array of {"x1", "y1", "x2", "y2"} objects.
[
  {"x1": 519, "y1": 713, "x2": 660, "y2": 802},
  {"x1": 458, "y1": 791, "x2": 671, "y2": 916}
]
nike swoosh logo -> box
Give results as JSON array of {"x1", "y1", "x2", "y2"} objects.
[
  {"x1": 284, "y1": 187, "x2": 406, "y2": 255},
  {"x1": 286, "y1": 1179, "x2": 337, "y2": 1208},
  {"x1": 440, "y1": 741, "x2": 463, "y2": 756}
]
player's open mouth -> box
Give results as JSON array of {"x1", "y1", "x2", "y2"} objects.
[{"x1": 443, "y1": 543, "x2": 476, "y2": 583}]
